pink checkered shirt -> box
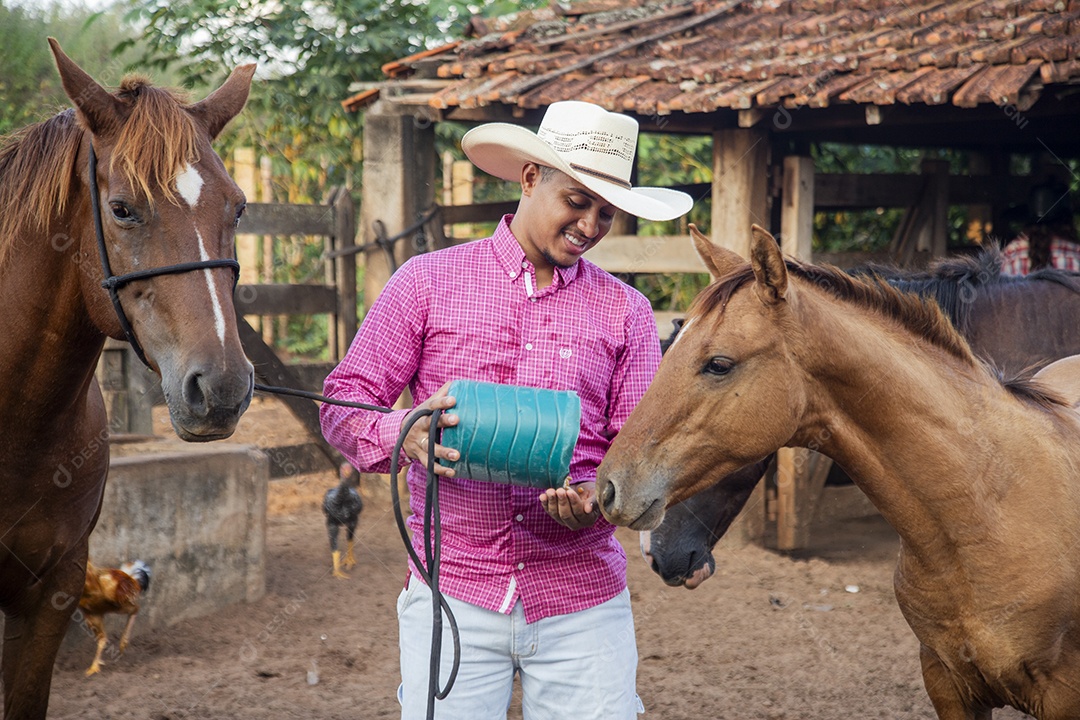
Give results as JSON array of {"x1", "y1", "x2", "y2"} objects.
[
  {"x1": 320, "y1": 216, "x2": 661, "y2": 623},
  {"x1": 1000, "y1": 234, "x2": 1080, "y2": 275}
]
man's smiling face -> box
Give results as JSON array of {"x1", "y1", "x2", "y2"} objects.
[{"x1": 512, "y1": 163, "x2": 617, "y2": 273}]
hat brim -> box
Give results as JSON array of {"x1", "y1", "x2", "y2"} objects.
[{"x1": 462, "y1": 123, "x2": 693, "y2": 223}]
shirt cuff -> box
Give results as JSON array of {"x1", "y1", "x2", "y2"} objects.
[{"x1": 375, "y1": 408, "x2": 413, "y2": 468}]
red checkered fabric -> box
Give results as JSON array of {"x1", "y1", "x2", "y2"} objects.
[{"x1": 1000, "y1": 234, "x2": 1080, "y2": 275}]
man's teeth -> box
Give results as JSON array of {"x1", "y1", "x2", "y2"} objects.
[{"x1": 564, "y1": 233, "x2": 586, "y2": 248}]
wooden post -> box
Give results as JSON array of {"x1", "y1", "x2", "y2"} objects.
[
  {"x1": 919, "y1": 158, "x2": 950, "y2": 258},
  {"x1": 360, "y1": 103, "x2": 436, "y2": 310},
  {"x1": 710, "y1": 128, "x2": 771, "y2": 255},
  {"x1": 775, "y1": 155, "x2": 830, "y2": 551},
  {"x1": 233, "y1": 148, "x2": 260, "y2": 286},
  {"x1": 711, "y1": 127, "x2": 771, "y2": 546},
  {"x1": 779, "y1": 156, "x2": 814, "y2": 260},
  {"x1": 774, "y1": 451, "x2": 834, "y2": 550},
  {"x1": 450, "y1": 160, "x2": 474, "y2": 239},
  {"x1": 332, "y1": 188, "x2": 357, "y2": 360},
  {"x1": 260, "y1": 155, "x2": 275, "y2": 345}
]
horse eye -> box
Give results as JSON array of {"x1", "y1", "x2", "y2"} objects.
[
  {"x1": 110, "y1": 202, "x2": 132, "y2": 220},
  {"x1": 704, "y1": 357, "x2": 734, "y2": 376},
  {"x1": 234, "y1": 203, "x2": 246, "y2": 228}
]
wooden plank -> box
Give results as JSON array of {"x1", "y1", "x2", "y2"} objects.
[
  {"x1": 234, "y1": 284, "x2": 338, "y2": 316},
  {"x1": 780, "y1": 156, "x2": 814, "y2": 261},
  {"x1": 586, "y1": 235, "x2": 709, "y2": 274},
  {"x1": 239, "y1": 202, "x2": 335, "y2": 237},
  {"x1": 815, "y1": 173, "x2": 921, "y2": 209},
  {"x1": 441, "y1": 200, "x2": 518, "y2": 225}
]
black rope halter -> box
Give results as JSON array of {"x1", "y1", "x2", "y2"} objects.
[{"x1": 88, "y1": 141, "x2": 241, "y2": 369}]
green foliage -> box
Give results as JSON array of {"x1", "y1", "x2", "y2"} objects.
[
  {"x1": 120, "y1": 0, "x2": 547, "y2": 204},
  {"x1": 811, "y1": 142, "x2": 974, "y2": 253},
  {"x1": 633, "y1": 132, "x2": 712, "y2": 311},
  {"x1": 0, "y1": 2, "x2": 144, "y2": 135}
]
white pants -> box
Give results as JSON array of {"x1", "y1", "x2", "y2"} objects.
[{"x1": 397, "y1": 579, "x2": 643, "y2": 719}]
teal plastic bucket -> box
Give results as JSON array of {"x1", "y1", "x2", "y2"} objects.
[{"x1": 437, "y1": 380, "x2": 581, "y2": 489}]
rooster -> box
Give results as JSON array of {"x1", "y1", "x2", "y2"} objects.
[
  {"x1": 323, "y1": 463, "x2": 364, "y2": 578},
  {"x1": 78, "y1": 559, "x2": 151, "y2": 676}
]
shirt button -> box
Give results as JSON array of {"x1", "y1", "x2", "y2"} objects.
[
  {"x1": 530, "y1": 298, "x2": 537, "y2": 303},
  {"x1": 525, "y1": 343, "x2": 533, "y2": 350},
  {"x1": 509, "y1": 271, "x2": 517, "y2": 278},
  {"x1": 517, "y1": 562, "x2": 525, "y2": 570},
  {"x1": 521, "y1": 261, "x2": 528, "y2": 268},
  {"x1": 515, "y1": 514, "x2": 524, "y2": 522}
]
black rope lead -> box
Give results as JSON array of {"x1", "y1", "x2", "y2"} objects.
[{"x1": 253, "y1": 383, "x2": 460, "y2": 719}]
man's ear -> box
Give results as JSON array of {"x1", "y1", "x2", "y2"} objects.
[{"x1": 520, "y1": 162, "x2": 541, "y2": 196}]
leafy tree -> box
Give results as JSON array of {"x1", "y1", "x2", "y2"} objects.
[
  {"x1": 120, "y1": 0, "x2": 545, "y2": 202},
  {"x1": 0, "y1": 2, "x2": 144, "y2": 135},
  {"x1": 119, "y1": 0, "x2": 545, "y2": 359}
]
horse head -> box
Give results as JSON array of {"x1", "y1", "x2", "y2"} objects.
[
  {"x1": 640, "y1": 454, "x2": 770, "y2": 587},
  {"x1": 50, "y1": 39, "x2": 254, "y2": 441},
  {"x1": 598, "y1": 225, "x2": 804, "y2": 530}
]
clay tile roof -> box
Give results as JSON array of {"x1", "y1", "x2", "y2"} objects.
[{"x1": 361, "y1": 0, "x2": 1080, "y2": 116}]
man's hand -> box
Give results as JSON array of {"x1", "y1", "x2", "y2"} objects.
[
  {"x1": 539, "y1": 482, "x2": 601, "y2": 530},
  {"x1": 402, "y1": 381, "x2": 459, "y2": 477}
]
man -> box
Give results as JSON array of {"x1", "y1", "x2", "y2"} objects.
[
  {"x1": 1001, "y1": 177, "x2": 1080, "y2": 275},
  {"x1": 320, "y1": 100, "x2": 692, "y2": 719}
]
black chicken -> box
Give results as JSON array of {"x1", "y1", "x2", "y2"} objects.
[{"x1": 323, "y1": 463, "x2": 364, "y2": 579}]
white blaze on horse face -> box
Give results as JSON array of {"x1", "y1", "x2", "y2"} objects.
[
  {"x1": 175, "y1": 163, "x2": 203, "y2": 207},
  {"x1": 196, "y1": 230, "x2": 227, "y2": 348},
  {"x1": 670, "y1": 316, "x2": 696, "y2": 349}
]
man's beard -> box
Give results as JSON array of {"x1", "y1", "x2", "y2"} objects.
[{"x1": 543, "y1": 249, "x2": 577, "y2": 270}]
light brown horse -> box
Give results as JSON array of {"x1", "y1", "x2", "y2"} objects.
[
  {"x1": 0, "y1": 40, "x2": 254, "y2": 719},
  {"x1": 598, "y1": 225, "x2": 1080, "y2": 720}
]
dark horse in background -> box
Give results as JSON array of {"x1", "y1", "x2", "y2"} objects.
[
  {"x1": 645, "y1": 225, "x2": 1080, "y2": 588},
  {"x1": 0, "y1": 41, "x2": 255, "y2": 719}
]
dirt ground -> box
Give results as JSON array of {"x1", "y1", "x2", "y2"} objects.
[{"x1": 44, "y1": 397, "x2": 1034, "y2": 719}]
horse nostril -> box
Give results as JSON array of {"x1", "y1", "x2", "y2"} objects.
[
  {"x1": 600, "y1": 480, "x2": 616, "y2": 512},
  {"x1": 182, "y1": 370, "x2": 207, "y2": 415}
]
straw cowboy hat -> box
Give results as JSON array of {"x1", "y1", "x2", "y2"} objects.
[{"x1": 461, "y1": 101, "x2": 693, "y2": 222}]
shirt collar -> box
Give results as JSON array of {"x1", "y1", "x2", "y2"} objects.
[{"x1": 491, "y1": 215, "x2": 582, "y2": 289}]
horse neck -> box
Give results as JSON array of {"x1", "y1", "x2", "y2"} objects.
[
  {"x1": 0, "y1": 200, "x2": 106, "y2": 413},
  {"x1": 965, "y1": 280, "x2": 1080, "y2": 376},
  {"x1": 791, "y1": 290, "x2": 1057, "y2": 559}
]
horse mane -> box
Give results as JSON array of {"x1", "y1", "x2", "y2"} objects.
[
  {"x1": 696, "y1": 259, "x2": 978, "y2": 364},
  {"x1": 854, "y1": 246, "x2": 1080, "y2": 334},
  {"x1": 695, "y1": 256, "x2": 1069, "y2": 409},
  {"x1": 0, "y1": 76, "x2": 198, "y2": 265}
]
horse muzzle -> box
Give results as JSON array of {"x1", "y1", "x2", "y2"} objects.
[{"x1": 162, "y1": 361, "x2": 254, "y2": 441}]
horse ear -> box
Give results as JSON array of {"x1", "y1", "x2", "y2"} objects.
[
  {"x1": 48, "y1": 38, "x2": 124, "y2": 137},
  {"x1": 689, "y1": 224, "x2": 744, "y2": 280},
  {"x1": 749, "y1": 224, "x2": 787, "y2": 304},
  {"x1": 1033, "y1": 355, "x2": 1080, "y2": 408},
  {"x1": 189, "y1": 64, "x2": 257, "y2": 140}
]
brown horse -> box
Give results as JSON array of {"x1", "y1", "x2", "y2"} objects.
[
  {"x1": 598, "y1": 225, "x2": 1080, "y2": 719},
  {"x1": 646, "y1": 230, "x2": 1080, "y2": 588},
  {"x1": 0, "y1": 40, "x2": 254, "y2": 719}
]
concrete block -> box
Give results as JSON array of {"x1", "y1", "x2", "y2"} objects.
[{"x1": 64, "y1": 441, "x2": 268, "y2": 649}]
